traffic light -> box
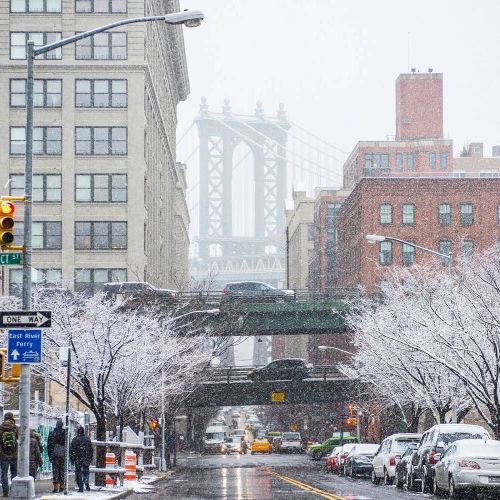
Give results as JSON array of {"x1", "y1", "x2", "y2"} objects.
[
  {"x1": 0, "y1": 196, "x2": 25, "y2": 251},
  {"x1": 348, "y1": 403, "x2": 355, "y2": 415},
  {"x1": 0, "y1": 349, "x2": 20, "y2": 382},
  {"x1": 147, "y1": 419, "x2": 159, "y2": 431},
  {"x1": 345, "y1": 417, "x2": 357, "y2": 428}
]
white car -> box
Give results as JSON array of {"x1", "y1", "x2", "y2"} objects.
[
  {"x1": 434, "y1": 439, "x2": 500, "y2": 498},
  {"x1": 337, "y1": 443, "x2": 357, "y2": 475},
  {"x1": 280, "y1": 432, "x2": 302, "y2": 453},
  {"x1": 371, "y1": 433, "x2": 422, "y2": 485}
]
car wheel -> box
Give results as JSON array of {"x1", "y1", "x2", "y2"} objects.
[
  {"x1": 383, "y1": 468, "x2": 393, "y2": 486},
  {"x1": 312, "y1": 451, "x2": 321, "y2": 461},
  {"x1": 371, "y1": 467, "x2": 381, "y2": 485},
  {"x1": 395, "y1": 470, "x2": 404, "y2": 489},
  {"x1": 449, "y1": 475, "x2": 464, "y2": 499}
]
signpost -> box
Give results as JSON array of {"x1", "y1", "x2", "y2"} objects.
[
  {"x1": 7, "y1": 330, "x2": 42, "y2": 364},
  {"x1": 0, "y1": 253, "x2": 21, "y2": 265},
  {"x1": 0, "y1": 311, "x2": 51, "y2": 328}
]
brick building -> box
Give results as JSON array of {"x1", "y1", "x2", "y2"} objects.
[
  {"x1": 454, "y1": 142, "x2": 500, "y2": 178},
  {"x1": 343, "y1": 72, "x2": 453, "y2": 189},
  {"x1": 335, "y1": 178, "x2": 500, "y2": 291}
]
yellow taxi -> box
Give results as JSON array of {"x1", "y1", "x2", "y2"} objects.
[{"x1": 251, "y1": 438, "x2": 272, "y2": 455}]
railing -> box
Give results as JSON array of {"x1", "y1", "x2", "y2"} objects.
[{"x1": 203, "y1": 364, "x2": 344, "y2": 383}]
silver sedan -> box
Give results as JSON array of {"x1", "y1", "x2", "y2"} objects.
[{"x1": 434, "y1": 438, "x2": 500, "y2": 499}]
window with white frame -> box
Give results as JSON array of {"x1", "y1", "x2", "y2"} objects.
[
  {"x1": 402, "y1": 204, "x2": 415, "y2": 224},
  {"x1": 379, "y1": 204, "x2": 392, "y2": 224},
  {"x1": 438, "y1": 203, "x2": 451, "y2": 225},
  {"x1": 460, "y1": 203, "x2": 473, "y2": 226},
  {"x1": 402, "y1": 242, "x2": 415, "y2": 266},
  {"x1": 14, "y1": 221, "x2": 61, "y2": 249},
  {"x1": 379, "y1": 241, "x2": 392, "y2": 265},
  {"x1": 10, "y1": 0, "x2": 61, "y2": 12},
  {"x1": 10, "y1": 126, "x2": 62, "y2": 155}
]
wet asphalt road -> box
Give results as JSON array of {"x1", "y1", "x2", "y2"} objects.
[{"x1": 128, "y1": 453, "x2": 439, "y2": 500}]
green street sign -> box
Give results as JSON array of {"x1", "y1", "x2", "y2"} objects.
[{"x1": 0, "y1": 253, "x2": 21, "y2": 265}]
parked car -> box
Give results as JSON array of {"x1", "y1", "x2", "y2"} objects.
[
  {"x1": 221, "y1": 281, "x2": 295, "y2": 303},
  {"x1": 251, "y1": 438, "x2": 272, "y2": 455},
  {"x1": 222, "y1": 437, "x2": 244, "y2": 454},
  {"x1": 326, "y1": 446, "x2": 343, "y2": 473},
  {"x1": 434, "y1": 439, "x2": 500, "y2": 498},
  {"x1": 409, "y1": 424, "x2": 491, "y2": 493},
  {"x1": 309, "y1": 436, "x2": 358, "y2": 461},
  {"x1": 394, "y1": 442, "x2": 419, "y2": 488},
  {"x1": 279, "y1": 432, "x2": 303, "y2": 453},
  {"x1": 103, "y1": 281, "x2": 178, "y2": 302},
  {"x1": 371, "y1": 433, "x2": 422, "y2": 485},
  {"x1": 344, "y1": 443, "x2": 380, "y2": 477},
  {"x1": 247, "y1": 358, "x2": 312, "y2": 382},
  {"x1": 337, "y1": 443, "x2": 359, "y2": 474}
]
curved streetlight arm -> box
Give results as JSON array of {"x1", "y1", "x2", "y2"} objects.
[
  {"x1": 382, "y1": 236, "x2": 451, "y2": 261},
  {"x1": 33, "y1": 10, "x2": 204, "y2": 56}
]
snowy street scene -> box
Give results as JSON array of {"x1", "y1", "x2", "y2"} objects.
[{"x1": 0, "y1": 0, "x2": 499, "y2": 499}]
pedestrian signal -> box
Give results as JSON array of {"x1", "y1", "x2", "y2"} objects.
[{"x1": 0, "y1": 348, "x2": 20, "y2": 382}]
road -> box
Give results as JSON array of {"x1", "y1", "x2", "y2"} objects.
[{"x1": 128, "y1": 453, "x2": 433, "y2": 499}]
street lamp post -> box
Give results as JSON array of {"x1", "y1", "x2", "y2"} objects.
[
  {"x1": 13, "y1": 10, "x2": 203, "y2": 498},
  {"x1": 365, "y1": 234, "x2": 457, "y2": 424}
]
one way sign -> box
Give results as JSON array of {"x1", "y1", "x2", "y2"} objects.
[{"x1": 0, "y1": 311, "x2": 51, "y2": 328}]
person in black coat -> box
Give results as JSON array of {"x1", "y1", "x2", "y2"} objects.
[
  {"x1": 47, "y1": 420, "x2": 66, "y2": 493},
  {"x1": 70, "y1": 427, "x2": 93, "y2": 492}
]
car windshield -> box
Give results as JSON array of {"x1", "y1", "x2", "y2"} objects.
[
  {"x1": 393, "y1": 439, "x2": 420, "y2": 454},
  {"x1": 352, "y1": 444, "x2": 379, "y2": 455},
  {"x1": 439, "y1": 432, "x2": 487, "y2": 447},
  {"x1": 205, "y1": 432, "x2": 225, "y2": 441},
  {"x1": 282, "y1": 433, "x2": 301, "y2": 440}
]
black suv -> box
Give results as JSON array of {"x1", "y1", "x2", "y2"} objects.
[
  {"x1": 408, "y1": 424, "x2": 490, "y2": 493},
  {"x1": 221, "y1": 281, "x2": 295, "y2": 303},
  {"x1": 247, "y1": 358, "x2": 312, "y2": 381}
]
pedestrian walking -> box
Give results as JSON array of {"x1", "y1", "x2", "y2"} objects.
[
  {"x1": 70, "y1": 427, "x2": 93, "y2": 493},
  {"x1": 47, "y1": 420, "x2": 66, "y2": 493},
  {"x1": 29, "y1": 429, "x2": 43, "y2": 479},
  {"x1": 0, "y1": 412, "x2": 18, "y2": 497}
]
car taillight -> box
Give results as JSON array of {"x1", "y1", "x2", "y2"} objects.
[
  {"x1": 428, "y1": 452, "x2": 438, "y2": 465},
  {"x1": 458, "y1": 459, "x2": 480, "y2": 469},
  {"x1": 340, "y1": 452, "x2": 348, "y2": 459},
  {"x1": 223, "y1": 289, "x2": 228, "y2": 296},
  {"x1": 389, "y1": 456, "x2": 396, "y2": 466}
]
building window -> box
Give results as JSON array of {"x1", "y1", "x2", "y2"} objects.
[
  {"x1": 75, "y1": 127, "x2": 127, "y2": 155},
  {"x1": 402, "y1": 242, "x2": 415, "y2": 266},
  {"x1": 402, "y1": 204, "x2": 415, "y2": 224},
  {"x1": 75, "y1": 0, "x2": 126, "y2": 13},
  {"x1": 438, "y1": 240, "x2": 452, "y2": 265},
  {"x1": 11, "y1": 0, "x2": 61, "y2": 12},
  {"x1": 379, "y1": 204, "x2": 392, "y2": 224},
  {"x1": 479, "y1": 171, "x2": 499, "y2": 178},
  {"x1": 75, "y1": 32, "x2": 127, "y2": 60},
  {"x1": 10, "y1": 174, "x2": 61, "y2": 202},
  {"x1": 396, "y1": 153, "x2": 403, "y2": 171},
  {"x1": 75, "y1": 174, "x2": 127, "y2": 202},
  {"x1": 428, "y1": 152, "x2": 436, "y2": 169},
  {"x1": 10, "y1": 32, "x2": 62, "y2": 59},
  {"x1": 75, "y1": 79, "x2": 127, "y2": 108},
  {"x1": 74, "y1": 268, "x2": 126, "y2": 294},
  {"x1": 365, "y1": 153, "x2": 389, "y2": 174},
  {"x1": 10, "y1": 126, "x2": 62, "y2": 155},
  {"x1": 460, "y1": 203, "x2": 473, "y2": 225},
  {"x1": 9, "y1": 268, "x2": 62, "y2": 297},
  {"x1": 453, "y1": 171, "x2": 467, "y2": 178},
  {"x1": 379, "y1": 241, "x2": 392, "y2": 266},
  {"x1": 407, "y1": 152, "x2": 414, "y2": 170},
  {"x1": 15, "y1": 221, "x2": 61, "y2": 249},
  {"x1": 461, "y1": 240, "x2": 474, "y2": 259},
  {"x1": 75, "y1": 221, "x2": 127, "y2": 250},
  {"x1": 440, "y1": 152, "x2": 447, "y2": 169},
  {"x1": 438, "y1": 203, "x2": 451, "y2": 225},
  {"x1": 10, "y1": 79, "x2": 62, "y2": 107}
]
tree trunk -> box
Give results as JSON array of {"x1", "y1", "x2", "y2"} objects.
[{"x1": 95, "y1": 416, "x2": 107, "y2": 486}]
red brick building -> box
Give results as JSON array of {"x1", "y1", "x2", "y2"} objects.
[
  {"x1": 343, "y1": 72, "x2": 453, "y2": 189},
  {"x1": 335, "y1": 178, "x2": 500, "y2": 291}
]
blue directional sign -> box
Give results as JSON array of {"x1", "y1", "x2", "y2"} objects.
[{"x1": 8, "y1": 329, "x2": 42, "y2": 364}]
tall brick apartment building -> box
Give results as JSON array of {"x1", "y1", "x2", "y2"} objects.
[{"x1": 335, "y1": 177, "x2": 500, "y2": 291}]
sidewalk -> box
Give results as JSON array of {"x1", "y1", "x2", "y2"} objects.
[{"x1": 31, "y1": 472, "x2": 166, "y2": 499}]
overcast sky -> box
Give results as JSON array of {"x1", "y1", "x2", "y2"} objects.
[{"x1": 178, "y1": 0, "x2": 500, "y2": 156}]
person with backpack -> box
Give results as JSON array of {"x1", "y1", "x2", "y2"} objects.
[
  {"x1": 0, "y1": 412, "x2": 18, "y2": 497},
  {"x1": 47, "y1": 420, "x2": 66, "y2": 493},
  {"x1": 70, "y1": 427, "x2": 93, "y2": 493},
  {"x1": 29, "y1": 429, "x2": 43, "y2": 479}
]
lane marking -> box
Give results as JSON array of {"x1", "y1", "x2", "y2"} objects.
[{"x1": 267, "y1": 469, "x2": 346, "y2": 500}]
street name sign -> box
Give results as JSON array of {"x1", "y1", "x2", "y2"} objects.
[
  {"x1": 0, "y1": 253, "x2": 21, "y2": 265},
  {"x1": 8, "y1": 329, "x2": 42, "y2": 364},
  {"x1": 271, "y1": 391, "x2": 285, "y2": 403},
  {"x1": 0, "y1": 311, "x2": 51, "y2": 328}
]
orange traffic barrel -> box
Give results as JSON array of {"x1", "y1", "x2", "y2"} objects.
[
  {"x1": 124, "y1": 450, "x2": 137, "y2": 482},
  {"x1": 105, "y1": 452, "x2": 115, "y2": 487}
]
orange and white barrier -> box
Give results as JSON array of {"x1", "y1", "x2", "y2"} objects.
[
  {"x1": 105, "y1": 452, "x2": 116, "y2": 487},
  {"x1": 124, "y1": 450, "x2": 137, "y2": 483}
]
